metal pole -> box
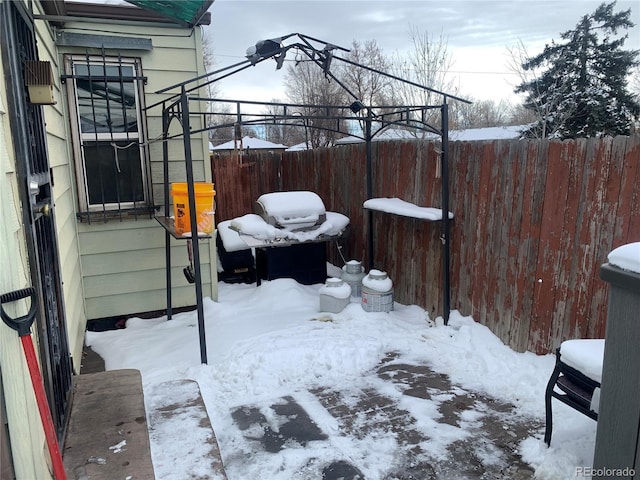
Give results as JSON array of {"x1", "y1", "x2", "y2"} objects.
[
  {"x1": 365, "y1": 110, "x2": 374, "y2": 269},
  {"x1": 180, "y1": 87, "x2": 208, "y2": 364},
  {"x1": 162, "y1": 106, "x2": 172, "y2": 320},
  {"x1": 440, "y1": 101, "x2": 451, "y2": 325}
]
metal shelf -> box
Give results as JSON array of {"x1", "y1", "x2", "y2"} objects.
[{"x1": 155, "y1": 216, "x2": 211, "y2": 240}]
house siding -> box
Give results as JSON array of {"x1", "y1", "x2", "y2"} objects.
[
  {"x1": 0, "y1": 34, "x2": 52, "y2": 480},
  {"x1": 56, "y1": 21, "x2": 217, "y2": 321},
  {"x1": 1, "y1": 2, "x2": 216, "y2": 477},
  {"x1": 34, "y1": 1, "x2": 88, "y2": 374}
]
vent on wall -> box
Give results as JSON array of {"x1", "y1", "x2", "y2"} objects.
[{"x1": 23, "y1": 60, "x2": 56, "y2": 105}]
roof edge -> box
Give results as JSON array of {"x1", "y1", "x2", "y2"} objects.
[{"x1": 57, "y1": 2, "x2": 211, "y2": 27}]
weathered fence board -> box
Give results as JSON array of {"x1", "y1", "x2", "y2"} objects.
[
  {"x1": 210, "y1": 156, "x2": 254, "y2": 222},
  {"x1": 619, "y1": 136, "x2": 640, "y2": 242},
  {"x1": 582, "y1": 140, "x2": 609, "y2": 340},
  {"x1": 211, "y1": 135, "x2": 639, "y2": 354}
]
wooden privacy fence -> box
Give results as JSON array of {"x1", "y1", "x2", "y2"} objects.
[{"x1": 211, "y1": 135, "x2": 640, "y2": 354}]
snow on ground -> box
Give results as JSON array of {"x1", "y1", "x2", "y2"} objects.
[{"x1": 86, "y1": 278, "x2": 598, "y2": 479}]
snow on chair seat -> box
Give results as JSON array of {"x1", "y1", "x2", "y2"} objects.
[
  {"x1": 559, "y1": 339, "x2": 605, "y2": 384},
  {"x1": 544, "y1": 339, "x2": 605, "y2": 446}
]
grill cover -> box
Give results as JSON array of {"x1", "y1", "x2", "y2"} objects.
[{"x1": 255, "y1": 191, "x2": 326, "y2": 231}]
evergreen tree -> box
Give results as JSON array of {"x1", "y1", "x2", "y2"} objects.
[{"x1": 515, "y1": 1, "x2": 640, "y2": 138}]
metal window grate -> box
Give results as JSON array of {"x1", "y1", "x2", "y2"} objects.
[{"x1": 66, "y1": 51, "x2": 155, "y2": 222}]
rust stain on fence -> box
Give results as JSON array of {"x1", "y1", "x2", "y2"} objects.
[{"x1": 212, "y1": 136, "x2": 639, "y2": 354}]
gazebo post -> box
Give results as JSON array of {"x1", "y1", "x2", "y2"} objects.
[
  {"x1": 365, "y1": 109, "x2": 374, "y2": 269},
  {"x1": 440, "y1": 100, "x2": 451, "y2": 325}
]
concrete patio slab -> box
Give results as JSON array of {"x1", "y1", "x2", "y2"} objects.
[
  {"x1": 229, "y1": 353, "x2": 540, "y2": 479},
  {"x1": 78, "y1": 346, "x2": 540, "y2": 479}
]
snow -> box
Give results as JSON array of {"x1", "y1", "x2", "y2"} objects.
[
  {"x1": 85, "y1": 278, "x2": 599, "y2": 480},
  {"x1": 607, "y1": 242, "x2": 640, "y2": 274},
  {"x1": 362, "y1": 269, "x2": 393, "y2": 293},
  {"x1": 285, "y1": 141, "x2": 313, "y2": 151},
  {"x1": 109, "y1": 440, "x2": 127, "y2": 454},
  {"x1": 257, "y1": 191, "x2": 325, "y2": 223},
  {"x1": 560, "y1": 339, "x2": 605, "y2": 384},
  {"x1": 211, "y1": 136, "x2": 288, "y2": 151},
  {"x1": 231, "y1": 213, "x2": 282, "y2": 239},
  {"x1": 318, "y1": 278, "x2": 352, "y2": 299},
  {"x1": 229, "y1": 212, "x2": 349, "y2": 244},
  {"x1": 216, "y1": 188, "x2": 349, "y2": 277},
  {"x1": 146, "y1": 379, "x2": 226, "y2": 478},
  {"x1": 316, "y1": 212, "x2": 350, "y2": 235},
  {"x1": 450, "y1": 125, "x2": 526, "y2": 141},
  {"x1": 364, "y1": 197, "x2": 454, "y2": 221},
  {"x1": 590, "y1": 387, "x2": 601, "y2": 414},
  {"x1": 217, "y1": 220, "x2": 250, "y2": 252},
  {"x1": 345, "y1": 259, "x2": 364, "y2": 269},
  {"x1": 335, "y1": 128, "x2": 417, "y2": 145},
  {"x1": 336, "y1": 125, "x2": 526, "y2": 144}
]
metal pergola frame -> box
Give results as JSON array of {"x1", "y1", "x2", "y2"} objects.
[{"x1": 149, "y1": 33, "x2": 470, "y2": 364}]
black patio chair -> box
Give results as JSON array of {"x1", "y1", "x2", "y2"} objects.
[
  {"x1": 544, "y1": 340, "x2": 603, "y2": 446},
  {"x1": 216, "y1": 230, "x2": 257, "y2": 284}
]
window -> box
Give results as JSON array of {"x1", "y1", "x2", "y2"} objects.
[{"x1": 66, "y1": 55, "x2": 151, "y2": 217}]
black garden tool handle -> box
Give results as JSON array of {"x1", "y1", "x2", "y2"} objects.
[{"x1": 0, "y1": 287, "x2": 37, "y2": 337}]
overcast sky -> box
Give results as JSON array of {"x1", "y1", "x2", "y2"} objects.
[{"x1": 204, "y1": 0, "x2": 640, "y2": 105}]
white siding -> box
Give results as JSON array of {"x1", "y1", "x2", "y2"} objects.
[
  {"x1": 56, "y1": 21, "x2": 217, "y2": 321},
  {"x1": 77, "y1": 221, "x2": 213, "y2": 318},
  {"x1": 1, "y1": 5, "x2": 217, "y2": 478},
  {"x1": 34, "y1": 3, "x2": 88, "y2": 374},
  {"x1": 0, "y1": 36, "x2": 52, "y2": 480}
]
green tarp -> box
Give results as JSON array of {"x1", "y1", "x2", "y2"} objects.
[{"x1": 125, "y1": 0, "x2": 213, "y2": 27}]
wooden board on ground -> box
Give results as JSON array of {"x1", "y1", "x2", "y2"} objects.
[
  {"x1": 146, "y1": 379, "x2": 227, "y2": 480},
  {"x1": 63, "y1": 369, "x2": 155, "y2": 479}
]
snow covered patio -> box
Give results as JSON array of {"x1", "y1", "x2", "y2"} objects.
[
  {"x1": 84, "y1": 278, "x2": 600, "y2": 479},
  {"x1": 222, "y1": 353, "x2": 538, "y2": 479}
]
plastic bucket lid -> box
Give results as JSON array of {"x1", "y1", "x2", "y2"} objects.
[{"x1": 171, "y1": 182, "x2": 215, "y2": 195}]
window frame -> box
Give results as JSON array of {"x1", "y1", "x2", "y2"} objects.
[{"x1": 65, "y1": 54, "x2": 152, "y2": 215}]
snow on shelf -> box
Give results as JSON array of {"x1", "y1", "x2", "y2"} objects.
[{"x1": 363, "y1": 197, "x2": 453, "y2": 221}]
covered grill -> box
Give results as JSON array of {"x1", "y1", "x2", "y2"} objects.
[
  {"x1": 255, "y1": 191, "x2": 327, "y2": 231},
  {"x1": 220, "y1": 190, "x2": 350, "y2": 285}
]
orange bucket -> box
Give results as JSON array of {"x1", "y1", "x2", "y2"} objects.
[{"x1": 170, "y1": 182, "x2": 216, "y2": 235}]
